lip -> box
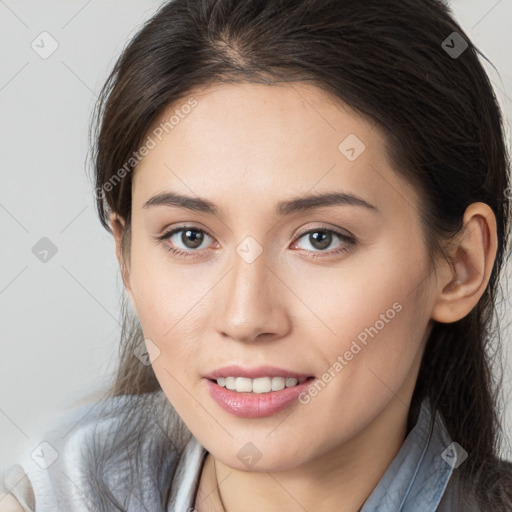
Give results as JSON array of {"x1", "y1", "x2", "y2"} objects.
[
  {"x1": 204, "y1": 365, "x2": 313, "y2": 381},
  {"x1": 203, "y1": 365, "x2": 316, "y2": 418},
  {"x1": 204, "y1": 378, "x2": 316, "y2": 418}
]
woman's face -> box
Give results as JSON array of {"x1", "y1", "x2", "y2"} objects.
[{"x1": 122, "y1": 82, "x2": 438, "y2": 471}]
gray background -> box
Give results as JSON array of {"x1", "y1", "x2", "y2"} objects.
[{"x1": 1, "y1": 0, "x2": 511, "y2": 472}]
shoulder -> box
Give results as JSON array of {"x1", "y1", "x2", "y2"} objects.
[
  {"x1": 35, "y1": 388, "x2": 188, "y2": 467},
  {"x1": 2, "y1": 390, "x2": 190, "y2": 510}
]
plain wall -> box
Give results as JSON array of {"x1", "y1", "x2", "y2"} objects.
[{"x1": 1, "y1": 0, "x2": 511, "y2": 472}]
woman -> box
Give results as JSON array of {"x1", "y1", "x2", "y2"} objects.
[{"x1": 1, "y1": 0, "x2": 511, "y2": 510}]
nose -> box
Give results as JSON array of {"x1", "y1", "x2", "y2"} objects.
[{"x1": 213, "y1": 247, "x2": 292, "y2": 344}]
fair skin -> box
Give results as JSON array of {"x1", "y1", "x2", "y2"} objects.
[{"x1": 108, "y1": 82, "x2": 496, "y2": 512}]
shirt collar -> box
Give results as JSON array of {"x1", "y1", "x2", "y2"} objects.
[{"x1": 361, "y1": 398, "x2": 455, "y2": 511}]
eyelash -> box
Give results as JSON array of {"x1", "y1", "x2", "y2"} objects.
[{"x1": 155, "y1": 225, "x2": 356, "y2": 260}]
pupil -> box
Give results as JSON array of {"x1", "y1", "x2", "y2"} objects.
[
  {"x1": 311, "y1": 231, "x2": 331, "y2": 250},
  {"x1": 183, "y1": 229, "x2": 203, "y2": 249}
]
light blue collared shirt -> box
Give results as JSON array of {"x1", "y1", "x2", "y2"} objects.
[{"x1": 1, "y1": 390, "x2": 475, "y2": 511}]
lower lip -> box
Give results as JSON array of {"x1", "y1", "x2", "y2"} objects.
[{"x1": 204, "y1": 377, "x2": 316, "y2": 418}]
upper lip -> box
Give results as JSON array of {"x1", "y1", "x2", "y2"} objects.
[{"x1": 204, "y1": 365, "x2": 314, "y2": 380}]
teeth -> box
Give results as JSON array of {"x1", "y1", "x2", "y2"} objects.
[{"x1": 215, "y1": 376, "x2": 302, "y2": 393}]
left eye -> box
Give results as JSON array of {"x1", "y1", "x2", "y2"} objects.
[
  {"x1": 156, "y1": 226, "x2": 355, "y2": 258},
  {"x1": 162, "y1": 226, "x2": 214, "y2": 252}
]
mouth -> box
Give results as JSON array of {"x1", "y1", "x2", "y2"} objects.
[{"x1": 203, "y1": 365, "x2": 316, "y2": 418}]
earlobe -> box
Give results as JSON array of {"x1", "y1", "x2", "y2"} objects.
[{"x1": 430, "y1": 202, "x2": 497, "y2": 324}]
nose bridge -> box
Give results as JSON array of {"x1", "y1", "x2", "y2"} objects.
[
  {"x1": 215, "y1": 237, "x2": 290, "y2": 342},
  {"x1": 227, "y1": 239, "x2": 275, "y2": 315}
]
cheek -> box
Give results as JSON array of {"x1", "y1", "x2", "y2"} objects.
[
  {"x1": 302, "y1": 238, "x2": 429, "y2": 395},
  {"x1": 128, "y1": 235, "x2": 196, "y2": 333},
  {"x1": 304, "y1": 267, "x2": 432, "y2": 466},
  {"x1": 128, "y1": 253, "x2": 207, "y2": 416}
]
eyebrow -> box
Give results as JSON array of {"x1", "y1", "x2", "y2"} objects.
[{"x1": 142, "y1": 190, "x2": 379, "y2": 216}]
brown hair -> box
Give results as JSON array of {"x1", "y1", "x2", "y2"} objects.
[{"x1": 88, "y1": 0, "x2": 512, "y2": 509}]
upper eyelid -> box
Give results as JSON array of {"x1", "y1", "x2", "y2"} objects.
[{"x1": 295, "y1": 225, "x2": 354, "y2": 240}]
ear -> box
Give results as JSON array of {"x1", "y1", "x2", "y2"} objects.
[
  {"x1": 431, "y1": 202, "x2": 498, "y2": 323},
  {"x1": 109, "y1": 212, "x2": 135, "y2": 306}
]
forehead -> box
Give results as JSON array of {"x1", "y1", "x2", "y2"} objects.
[{"x1": 132, "y1": 82, "x2": 418, "y2": 219}]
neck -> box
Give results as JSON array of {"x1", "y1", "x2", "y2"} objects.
[{"x1": 195, "y1": 398, "x2": 411, "y2": 512}]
